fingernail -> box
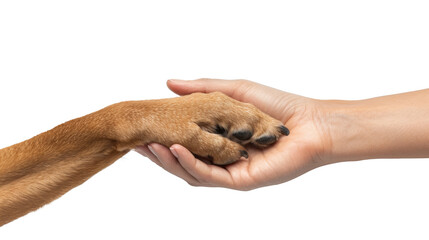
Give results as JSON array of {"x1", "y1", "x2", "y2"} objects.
[
  {"x1": 170, "y1": 147, "x2": 179, "y2": 158},
  {"x1": 148, "y1": 145, "x2": 158, "y2": 158},
  {"x1": 168, "y1": 79, "x2": 186, "y2": 83}
]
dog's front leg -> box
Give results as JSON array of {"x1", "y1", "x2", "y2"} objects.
[
  {"x1": 0, "y1": 92, "x2": 287, "y2": 226},
  {"x1": 0, "y1": 104, "x2": 133, "y2": 226}
]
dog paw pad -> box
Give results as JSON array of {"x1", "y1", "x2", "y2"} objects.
[
  {"x1": 255, "y1": 135, "x2": 277, "y2": 145},
  {"x1": 232, "y1": 130, "x2": 253, "y2": 141}
]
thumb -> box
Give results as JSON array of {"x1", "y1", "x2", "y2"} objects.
[
  {"x1": 167, "y1": 78, "x2": 245, "y2": 98},
  {"x1": 167, "y1": 78, "x2": 280, "y2": 105},
  {"x1": 167, "y1": 79, "x2": 293, "y2": 114}
]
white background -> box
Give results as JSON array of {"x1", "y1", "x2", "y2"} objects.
[{"x1": 1, "y1": 0, "x2": 428, "y2": 239}]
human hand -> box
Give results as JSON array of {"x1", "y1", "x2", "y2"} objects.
[{"x1": 136, "y1": 79, "x2": 335, "y2": 190}]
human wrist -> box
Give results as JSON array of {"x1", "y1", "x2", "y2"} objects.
[
  {"x1": 320, "y1": 99, "x2": 385, "y2": 164},
  {"x1": 322, "y1": 91, "x2": 429, "y2": 163}
]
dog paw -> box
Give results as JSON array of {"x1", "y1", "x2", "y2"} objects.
[
  {"x1": 168, "y1": 92, "x2": 289, "y2": 165},
  {"x1": 194, "y1": 123, "x2": 289, "y2": 165},
  {"x1": 112, "y1": 92, "x2": 289, "y2": 165}
]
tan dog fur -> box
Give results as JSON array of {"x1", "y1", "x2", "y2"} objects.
[{"x1": 0, "y1": 92, "x2": 287, "y2": 226}]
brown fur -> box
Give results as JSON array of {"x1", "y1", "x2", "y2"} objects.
[{"x1": 0, "y1": 92, "x2": 285, "y2": 226}]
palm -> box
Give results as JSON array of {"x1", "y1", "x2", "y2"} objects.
[
  {"x1": 141, "y1": 79, "x2": 331, "y2": 190},
  {"x1": 223, "y1": 102, "x2": 325, "y2": 189}
]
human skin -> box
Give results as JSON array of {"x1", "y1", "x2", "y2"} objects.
[{"x1": 136, "y1": 79, "x2": 429, "y2": 190}]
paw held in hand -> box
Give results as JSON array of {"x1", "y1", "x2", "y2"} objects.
[
  {"x1": 177, "y1": 92, "x2": 289, "y2": 165},
  {"x1": 115, "y1": 92, "x2": 289, "y2": 165}
]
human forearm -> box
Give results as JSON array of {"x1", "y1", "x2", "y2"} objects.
[
  {"x1": 325, "y1": 89, "x2": 429, "y2": 163},
  {"x1": 150, "y1": 79, "x2": 429, "y2": 190}
]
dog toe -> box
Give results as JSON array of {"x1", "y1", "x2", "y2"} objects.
[
  {"x1": 232, "y1": 130, "x2": 253, "y2": 141},
  {"x1": 255, "y1": 135, "x2": 277, "y2": 146}
]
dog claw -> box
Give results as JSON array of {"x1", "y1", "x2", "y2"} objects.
[
  {"x1": 278, "y1": 125, "x2": 290, "y2": 136},
  {"x1": 240, "y1": 150, "x2": 249, "y2": 159},
  {"x1": 215, "y1": 125, "x2": 227, "y2": 135}
]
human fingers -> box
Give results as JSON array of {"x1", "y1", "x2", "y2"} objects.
[
  {"x1": 167, "y1": 78, "x2": 275, "y2": 101},
  {"x1": 136, "y1": 144, "x2": 201, "y2": 186},
  {"x1": 167, "y1": 79, "x2": 296, "y2": 120},
  {"x1": 135, "y1": 145, "x2": 163, "y2": 167},
  {"x1": 170, "y1": 144, "x2": 238, "y2": 189},
  {"x1": 167, "y1": 78, "x2": 241, "y2": 97}
]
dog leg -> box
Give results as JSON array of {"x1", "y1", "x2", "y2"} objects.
[{"x1": 0, "y1": 92, "x2": 288, "y2": 226}]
